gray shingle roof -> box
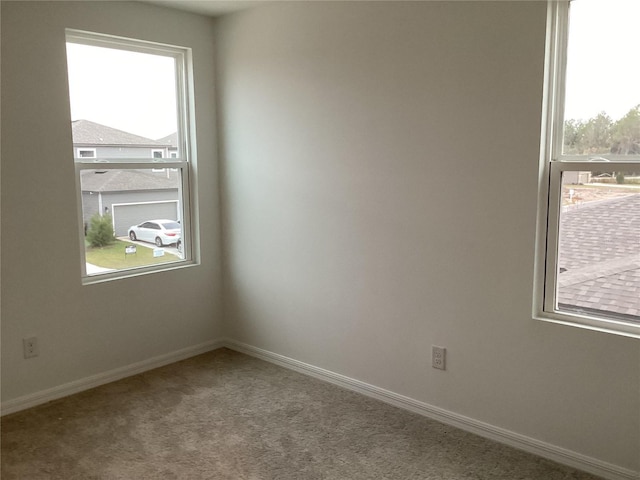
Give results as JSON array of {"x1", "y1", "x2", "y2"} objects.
[
  {"x1": 157, "y1": 132, "x2": 178, "y2": 147},
  {"x1": 80, "y1": 169, "x2": 180, "y2": 192},
  {"x1": 557, "y1": 194, "x2": 640, "y2": 320},
  {"x1": 72, "y1": 120, "x2": 170, "y2": 147}
]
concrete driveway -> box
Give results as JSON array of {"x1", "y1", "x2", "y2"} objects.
[{"x1": 86, "y1": 263, "x2": 114, "y2": 275}]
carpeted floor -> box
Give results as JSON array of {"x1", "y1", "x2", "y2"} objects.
[{"x1": 1, "y1": 348, "x2": 604, "y2": 479}]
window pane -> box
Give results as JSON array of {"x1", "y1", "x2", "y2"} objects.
[
  {"x1": 80, "y1": 168, "x2": 184, "y2": 275},
  {"x1": 556, "y1": 170, "x2": 640, "y2": 322},
  {"x1": 563, "y1": 0, "x2": 640, "y2": 156},
  {"x1": 66, "y1": 42, "x2": 178, "y2": 156}
]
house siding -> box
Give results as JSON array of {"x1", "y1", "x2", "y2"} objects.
[
  {"x1": 76, "y1": 145, "x2": 170, "y2": 159},
  {"x1": 81, "y1": 191, "x2": 100, "y2": 226}
]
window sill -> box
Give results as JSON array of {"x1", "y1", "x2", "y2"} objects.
[
  {"x1": 534, "y1": 310, "x2": 640, "y2": 340},
  {"x1": 82, "y1": 259, "x2": 198, "y2": 286}
]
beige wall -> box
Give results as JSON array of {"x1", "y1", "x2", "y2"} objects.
[
  {"x1": 214, "y1": 1, "x2": 639, "y2": 471},
  {"x1": 1, "y1": 2, "x2": 222, "y2": 399}
]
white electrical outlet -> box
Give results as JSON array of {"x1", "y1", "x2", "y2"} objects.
[
  {"x1": 23, "y1": 337, "x2": 39, "y2": 359},
  {"x1": 432, "y1": 345, "x2": 446, "y2": 370}
]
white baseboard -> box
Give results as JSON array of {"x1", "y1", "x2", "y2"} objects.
[
  {"x1": 1, "y1": 339, "x2": 225, "y2": 416},
  {"x1": 225, "y1": 339, "x2": 638, "y2": 480},
  {"x1": 2, "y1": 337, "x2": 636, "y2": 480}
]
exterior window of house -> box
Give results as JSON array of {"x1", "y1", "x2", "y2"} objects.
[
  {"x1": 535, "y1": 0, "x2": 639, "y2": 338},
  {"x1": 151, "y1": 150, "x2": 165, "y2": 172},
  {"x1": 77, "y1": 148, "x2": 96, "y2": 158},
  {"x1": 66, "y1": 30, "x2": 195, "y2": 282}
]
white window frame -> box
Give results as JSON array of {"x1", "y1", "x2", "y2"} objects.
[
  {"x1": 77, "y1": 148, "x2": 96, "y2": 159},
  {"x1": 67, "y1": 29, "x2": 197, "y2": 284},
  {"x1": 533, "y1": 1, "x2": 640, "y2": 339}
]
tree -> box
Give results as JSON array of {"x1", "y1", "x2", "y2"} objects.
[
  {"x1": 563, "y1": 119, "x2": 586, "y2": 154},
  {"x1": 564, "y1": 106, "x2": 640, "y2": 156},
  {"x1": 582, "y1": 112, "x2": 612, "y2": 154},
  {"x1": 86, "y1": 213, "x2": 115, "y2": 247},
  {"x1": 611, "y1": 105, "x2": 640, "y2": 155}
]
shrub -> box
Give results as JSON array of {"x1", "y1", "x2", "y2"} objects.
[
  {"x1": 616, "y1": 172, "x2": 626, "y2": 184},
  {"x1": 86, "y1": 213, "x2": 115, "y2": 247}
]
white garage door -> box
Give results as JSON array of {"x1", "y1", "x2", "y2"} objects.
[{"x1": 112, "y1": 201, "x2": 179, "y2": 237}]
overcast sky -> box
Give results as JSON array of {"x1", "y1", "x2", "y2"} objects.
[
  {"x1": 564, "y1": 0, "x2": 639, "y2": 121},
  {"x1": 66, "y1": 43, "x2": 178, "y2": 140},
  {"x1": 66, "y1": 0, "x2": 638, "y2": 136}
]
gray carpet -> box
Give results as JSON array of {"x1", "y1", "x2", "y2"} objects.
[{"x1": 1, "y1": 348, "x2": 603, "y2": 479}]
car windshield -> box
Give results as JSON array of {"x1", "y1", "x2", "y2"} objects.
[{"x1": 161, "y1": 221, "x2": 180, "y2": 230}]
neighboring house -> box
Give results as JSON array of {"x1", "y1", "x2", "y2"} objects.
[
  {"x1": 80, "y1": 169, "x2": 181, "y2": 236},
  {"x1": 72, "y1": 119, "x2": 173, "y2": 159},
  {"x1": 73, "y1": 120, "x2": 181, "y2": 235},
  {"x1": 157, "y1": 132, "x2": 179, "y2": 158},
  {"x1": 557, "y1": 194, "x2": 640, "y2": 319}
]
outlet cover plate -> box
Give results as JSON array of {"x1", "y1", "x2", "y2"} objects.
[
  {"x1": 432, "y1": 345, "x2": 446, "y2": 370},
  {"x1": 23, "y1": 337, "x2": 39, "y2": 359}
]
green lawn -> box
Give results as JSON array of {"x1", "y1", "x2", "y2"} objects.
[{"x1": 86, "y1": 240, "x2": 179, "y2": 269}]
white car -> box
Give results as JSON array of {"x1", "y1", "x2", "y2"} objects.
[{"x1": 128, "y1": 219, "x2": 181, "y2": 247}]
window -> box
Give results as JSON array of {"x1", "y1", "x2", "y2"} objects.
[
  {"x1": 66, "y1": 30, "x2": 195, "y2": 282},
  {"x1": 535, "y1": 0, "x2": 640, "y2": 338},
  {"x1": 77, "y1": 148, "x2": 96, "y2": 158},
  {"x1": 151, "y1": 150, "x2": 166, "y2": 172}
]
